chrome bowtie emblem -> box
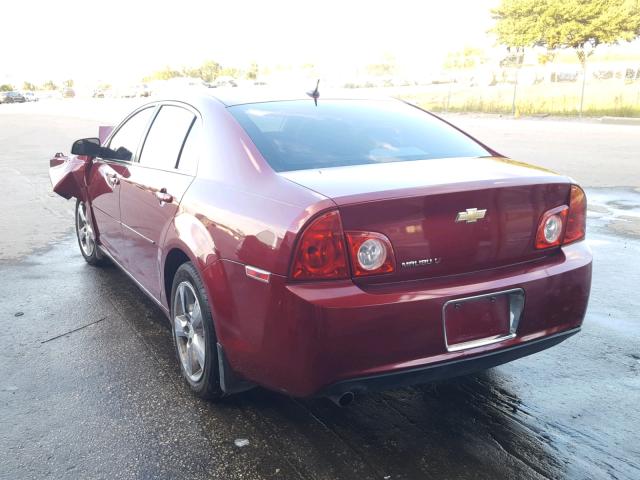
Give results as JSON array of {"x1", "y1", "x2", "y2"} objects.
[{"x1": 455, "y1": 208, "x2": 487, "y2": 223}]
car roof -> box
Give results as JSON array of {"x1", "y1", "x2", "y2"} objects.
[
  {"x1": 137, "y1": 88, "x2": 400, "y2": 118},
  {"x1": 203, "y1": 87, "x2": 393, "y2": 107}
]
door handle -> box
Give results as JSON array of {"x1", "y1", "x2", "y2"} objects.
[
  {"x1": 155, "y1": 189, "x2": 173, "y2": 205},
  {"x1": 106, "y1": 173, "x2": 120, "y2": 186}
]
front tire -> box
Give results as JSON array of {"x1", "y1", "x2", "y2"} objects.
[
  {"x1": 75, "y1": 199, "x2": 106, "y2": 266},
  {"x1": 171, "y1": 262, "x2": 224, "y2": 400}
]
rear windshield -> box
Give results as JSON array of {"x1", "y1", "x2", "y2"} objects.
[{"x1": 228, "y1": 99, "x2": 489, "y2": 172}]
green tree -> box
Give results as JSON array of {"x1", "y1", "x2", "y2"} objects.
[
  {"x1": 366, "y1": 53, "x2": 396, "y2": 78},
  {"x1": 181, "y1": 60, "x2": 221, "y2": 82},
  {"x1": 143, "y1": 66, "x2": 183, "y2": 82},
  {"x1": 492, "y1": 0, "x2": 543, "y2": 49},
  {"x1": 366, "y1": 63, "x2": 393, "y2": 77},
  {"x1": 199, "y1": 60, "x2": 221, "y2": 82},
  {"x1": 245, "y1": 62, "x2": 259, "y2": 80},
  {"x1": 22, "y1": 81, "x2": 37, "y2": 91},
  {"x1": 220, "y1": 67, "x2": 239, "y2": 78},
  {"x1": 0, "y1": 84, "x2": 14, "y2": 92},
  {"x1": 181, "y1": 66, "x2": 201, "y2": 79},
  {"x1": 42, "y1": 80, "x2": 58, "y2": 90},
  {"x1": 492, "y1": 0, "x2": 544, "y2": 114},
  {"x1": 444, "y1": 47, "x2": 487, "y2": 70},
  {"x1": 493, "y1": 0, "x2": 640, "y2": 115},
  {"x1": 63, "y1": 79, "x2": 74, "y2": 88}
]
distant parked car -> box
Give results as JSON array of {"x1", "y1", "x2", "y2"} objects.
[
  {"x1": 210, "y1": 77, "x2": 238, "y2": 88},
  {"x1": 136, "y1": 84, "x2": 151, "y2": 97},
  {"x1": 552, "y1": 72, "x2": 579, "y2": 83},
  {"x1": 23, "y1": 92, "x2": 38, "y2": 102},
  {"x1": 38, "y1": 91, "x2": 58, "y2": 100},
  {"x1": 118, "y1": 85, "x2": 138, "y2": 98},
  {"x1": 0, "y1": 91, "x2": 26, "y2": 103},
  {"x1": 61, "y1": 88, "x2": 76, "y2": 98},
  {"x1": 93, "y1": 89, "x2": 105, "y2": 98}
]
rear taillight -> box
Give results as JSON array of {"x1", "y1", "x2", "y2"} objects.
[
  {"x1": 291, "y1": 210, "x2": 349, "y2": 280},
  {"x1": 290, "y1": 211, "x2": 397, "y2": 280},
  {"x1": 535, "y1": 206, "x2": 568, "y2": 249},
  {"x1": 345, "y1": 232, "x2": 395, "y2": 276},
  {"x1": 535, "y1": 185, "x2": 587, "y2": 249},
  {"x1": 564, "y1": 185, "x2": 587, "y2": 244}
]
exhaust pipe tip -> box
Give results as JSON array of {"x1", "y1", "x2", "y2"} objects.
[{"x1": 328, "y1": 391, "x2": 355, "y2": 407}]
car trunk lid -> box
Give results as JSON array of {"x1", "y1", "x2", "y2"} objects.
[{"x1": 281, "y1": 157, "x2": 572, "y2": 281}]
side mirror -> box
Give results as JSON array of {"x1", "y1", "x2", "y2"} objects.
[{"x1": 71, "y1": 137, "x2": 102, "y2": 157}]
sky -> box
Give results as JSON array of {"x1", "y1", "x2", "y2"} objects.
[{"x1": 0, "y1": 0, "x2": 499, "y2": 86}]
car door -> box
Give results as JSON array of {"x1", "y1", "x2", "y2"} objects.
[
  {"x1": 119, "y1": 104, "x2": 200, "y2": 299},
  {"x1": 87, "y1": 106, "x2": 155, "y2": 262}
]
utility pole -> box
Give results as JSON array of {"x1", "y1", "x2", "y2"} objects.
[
  {"x1": 511, "y1": 49, "x2": 523, "y2": 116},
  {"x1": 579, "y1": 60, "x2": 587, "y2": 117}
]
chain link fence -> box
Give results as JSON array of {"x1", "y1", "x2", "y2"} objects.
[{"x1": 371, "y1": 64, "x2": 640, "y2": 117}]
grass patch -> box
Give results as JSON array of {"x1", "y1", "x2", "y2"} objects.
[{"x1": 396, "y1": 80, "x2": 640, "y2": 117}]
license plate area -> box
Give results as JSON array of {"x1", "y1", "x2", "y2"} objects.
[{"x1": 443, "y1": 289, "x2": 525, "y2": 352}]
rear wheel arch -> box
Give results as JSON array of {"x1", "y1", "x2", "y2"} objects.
[
  {"x1": 161, "y1": 213, "x2": 224, "y2": 317},
  {"x1": 161, "y1": 218, "x2": 232, "y2": 367},
  {"x1": 163, "y1": 248, "x2": 191, "y2": 309}
]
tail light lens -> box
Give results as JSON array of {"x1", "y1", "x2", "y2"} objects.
[
  {"x1": 535, "y1": 184, "x2": 587, "y2": 249},
  {"x1": 291, "y1": 210, "x2": 348, "y2": 280},
  {"x1": 564, "y1": 185, "x2": 587, "y2": 244},
  {"x1": 345, "y1": 232, "x2": 395, "y2": 276},
  {"x1": 290, "y1": 210, "x2": 397, "y2": 280},
  {"x1": 535, "y1": 206, "x2": 568, "y2": 249}
]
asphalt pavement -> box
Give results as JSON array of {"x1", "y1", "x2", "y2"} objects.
[{"x1": 1, "y1": 99, "x2": 639, "y2": 480}]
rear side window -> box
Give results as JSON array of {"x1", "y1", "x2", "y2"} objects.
[
  {"x1": 228, "y1": 100, "x2": 489, "y2": 172},
  {"x1": 106, "y1": 107, "x2": 155, "y2": 161},
  {"x1": 139, "y1": 105, "x2": 195, "y2": 170}
]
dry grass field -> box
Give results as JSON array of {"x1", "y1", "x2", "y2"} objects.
[{"x1": 395, "y1": 80, "x2": 640, "y2": 117}]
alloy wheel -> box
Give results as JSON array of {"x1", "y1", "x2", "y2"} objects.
[
  {"x1": 76, "y1": 202, "x2": 95, "y2": 256},
  {"x1": 173, "y1": 281, "x2": 206, "y2": 382}
]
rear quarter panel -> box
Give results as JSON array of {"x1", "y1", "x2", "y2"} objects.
[
  {"x1": 178, "y1": 98, "x2": 334, "y2": 275},
  {"x1": 161, "y1": 99, "x2": 335, "y2": 351}
]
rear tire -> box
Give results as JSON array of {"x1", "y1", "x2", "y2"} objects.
[
  {"x1": 75, "y1": 199, "x2": 106, "y2": 266},
  {"x1": 170, "y1": 262, "x2": 224, "y2": 400}
]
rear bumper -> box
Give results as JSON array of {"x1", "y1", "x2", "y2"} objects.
[
  {"x1": 317, "y1": 327, "x2": 580, "y2": 397},
  {"x1": 206, "y1": 241, "x2": 592, "y2": 398}
]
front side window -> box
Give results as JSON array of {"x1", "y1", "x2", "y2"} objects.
[
  {"x1": 228, "y1": 100, "x2": 489, "y2": 172},
  {"x1": 139, "y1": 105, "x2": 195, "y2": 170},
  {"x1": 105, "y1": 107, "x2": 154, "y2": 161}
]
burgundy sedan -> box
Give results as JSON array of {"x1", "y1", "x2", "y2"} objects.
[{"x1": 49, "y1": 91, "x2": 591, "y2": 405}]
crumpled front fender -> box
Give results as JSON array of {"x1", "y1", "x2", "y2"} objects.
[{"x1": 49, "y1": 153, "x2": 89, "y2": 201}]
